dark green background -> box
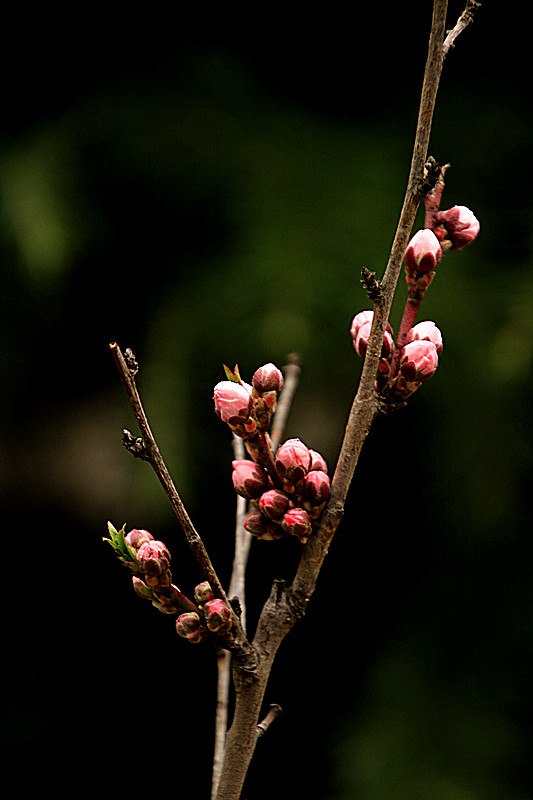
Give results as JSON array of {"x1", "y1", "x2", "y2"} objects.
[{"x1": 2, "y1": 3, "x2": 532, "y2": 798}]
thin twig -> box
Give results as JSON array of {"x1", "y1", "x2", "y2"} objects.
[
  {"x1": 212, "y1": 647, "x2": 232, "y2": 800},
  {"x1": 109, "y1": 341, "x2": 229, "y2": 603},
  {"x1": 211, "y1": 437, "x2": 251, "y2": 800},
  {"x1": 212, "y1": 362, "x2": 301, "y2": 797},
  {"x1": 443, "y1": 0, "x2": 481, "y2": 57},
  {"x1": 270, "y1": 353, "x2": 302, "y2": 452}
]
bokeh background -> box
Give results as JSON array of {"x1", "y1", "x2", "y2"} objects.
[{"x1": 2, "y1": 3, "x2": 532, "y2": 798}]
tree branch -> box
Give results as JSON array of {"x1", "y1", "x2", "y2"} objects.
[
  {"x1": 214, "y1": 1, "x2": 482, "y2": 796},
  {"x1": 109, "y1": 341, "x2": 231, "y2": 604}
]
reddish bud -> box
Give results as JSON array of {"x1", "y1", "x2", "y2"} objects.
[
  {"x1": 136, "y1": 540, "x2": 171, "y2": 577},
  {"x1": 259, "y1": 489, "x2": 290, "y2": 520},
  {"x1": 231, "y1": 459, "x2": 269, "y2": 499},
  {"x1": 350, "y1": 310, "x2": 374, "y2": 341},
  {"x1": 125, "y1": 529, "x2": 154, "y2": 551},
  {"x1": 399, "y1": 340, "x2": 439, "y2": 382},
  {"x1": 281, "y1": 507, "x2": 312, "y2": 543},
  {"x1": 176, "y1": 612, "x2": 208, "y2": 643},
  {"x1": 244, "y1": 509, "x2": 285, "y2": 540},
  {"x1": 276, "y1": 438, "x2": 311, "y2": 481},
  {"x1": 252, "y1": 363, "x2": 284, "y2": 394},
  {"x1": 352, "y1": 320, "x2": 394, "y2": 359},
  {"x1": 350, "y1": 310, "x2": 393, "y2": 340},
  {"x1": 435, "y1": 205, "x2": 480, "y2": 251},
  {"x1": 302, "y1": 470, "x2": 330, "y2": 504},
  {"x1": 204, "y1": 599, "x2": 233, "y2": 633},
  {"x1": 404, "y1": 320, "x2": 443, "y2": 355},
  {"x1": 404, "y1": 229, "x2": 442, "y2": 274},
  {"x1": 308, "y1": 449, "x2": 328, "y2": 473},
  {"x1": 194, "y1": 581, "x2": 214, "y2": 607},
  {"x1": 213, "y1": 380, "x2": 253, "y2": 424}
]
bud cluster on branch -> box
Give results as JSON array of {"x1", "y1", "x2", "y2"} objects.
[
  {"x1": 215, "y1": 363, "x2": 330, "y2": 544},
  {"x1": 351, "y1": 189, "x2": 479, "y2": 410},
  {"x1": 103, "y1": 522, "x2": 233, "y2": 644}
]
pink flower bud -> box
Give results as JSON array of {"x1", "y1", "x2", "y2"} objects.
[
  {"x1": 399, "y1": 340, "x2": 439, "y2": 382},
  {"x1": 350, "y1": 310, "x2": 375, "y2": 341},
  {"x1": 194, "y1": 581, "x2": 214, "y2": 607},
  {"x1": 308, "y1": 449, "x2": 328, "y2": 473},
  {"x1": 259, "y1": 489, "x2": 290, "y2": 520},
  {"x1": 243, "y1": 509, "x2": 285, "y2": 540},
  {"x1": 213, "y1": 380, "x2": 253, "y2": 424},
  {"x1": 302, "y1": 470, "x2": 330, "y2": 504},
  {"x1": 350, "y1": 310, "x2": 393, "y2": 340},
  {"x1": 136, "y1": 540, "x2": 171, "y2": 577},
  {"x1": 352, "y1": 320, "x2": 394, "y2": 359},
  {"x1": 124, "y1": 528, "x2": 154, "y2": 551},
  {"x1": 281, "y1": 507, "x2": 312, "y2": 543},
  {"x1": 176, "y1": 612, "x2": 208, "y2": 643},
  {"x1": 231, "y1": 459, "x2": 269, "y2": 499},
  {"x1": 404, "y1": 229, "x2": 442, "y2": 274},
  {"x1": 275, "y1": 438, "x2": 311, "y2": 481},
  {"x1": 404, "y1": 320, "x2": 443, "y2": 355},
  {"x1": 204, "y1": 599, "x2": 233, "y2": 633},
  {"x1": 252, "y1": 363, "x2": 284, "y2": 394},
  {"x1": 244, "y1": 509, "x2": 269, "y2": 536},
  {"x1": 435, "y1": 205, "x2": 480, "y2": 250}
]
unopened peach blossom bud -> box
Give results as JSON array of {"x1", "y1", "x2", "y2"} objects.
[
  {"x1": 352, "y1": 321, "x2": 394, "y2": 359},
  {"x1": 404, "y1": 320, "x2": 443, "y2": 355},
  {"x1": 252, "y1": 363, "x2": 284, "y2": 395},
  {"x1": 204, "y1": 599, "x2": 233, "y2": 633},
  {"x1": 176, "y1": 612, "x2": 208, "y2": 643},
  {"x1": 244, "y1": 508, "x2": 268, "y2": 536},
  {"x1": 404, "y1": 229, "x2": 442, "y2": 274},
  {"x1": 244, "y1": 509, "x2": 284, "y2": 540},
  {"x1": 435, "y1": 205, "x2": 480, "y2": 250},
  {"x1": 259, "y1": 489, "x2": 290, "y2": 520},
  {"x1": 125, "y1": 529, "x2": 154, "y2": 551},
  {"x1": 136, "y1": 540, "x2": 171, "y2": 578},
  {"x1": 350, "y1": 310, "x2": 374, "y2": 341},
  {"x1": 276, "y1": 438, "x2": 311, "y2": 482},
  {"x1": 194, "y1": 581, "x2": 214, "y2": 607},
  {"x1": 399, "y1": 340, "x2": 439, "y2": 382},
  {"x1": 308, "y1": 449, "x2": 328, "y2": 473},
  {"x1": 302, "y1": 470, "x2": 330, "y2": 505},
  {"x1": 350, "y1": 310, "x2": 393, "y2": 340},
  {"x1": 231, "y1": 459, "x2": 269, "y2": 499},
  {"x1": 281, "y1": 507, "x2": 312, "y2": 543},
  {"x1": 213, "y1": 380, "x2": 253, "y2": 424}
]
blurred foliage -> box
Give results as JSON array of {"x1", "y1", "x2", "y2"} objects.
[{"x1": 2, "y1": 4, "x2": 533, "y2": 799}]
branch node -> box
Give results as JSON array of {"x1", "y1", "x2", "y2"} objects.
[
  {"x1": 360, "y1": 267, "x2": 383, "y2": 301},
  {"x1": 230, "y1": 595, "x2": 243, "y2": 619},
  {"x1": 122, "y1": 428, "x2": 151, "y2": 461},
  {"x1": 418, "y1": 155, "x2": 444, "y2": 198},
  {"x1": 123, "y1": 347, "x2": 139, "y2": 376}
]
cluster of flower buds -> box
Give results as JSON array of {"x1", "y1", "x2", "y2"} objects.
[
  {"x1": 350, "y1": 198, "x2": 479, "y2": 409},
  {"x1": 104, "y1": 523, "x2": 232, "y2": 644},
  {"x1": 232, "y1": 437, "x2": 330, "y2": 544},
  {"x1": 351, "y1": 312, "x2": 443, "y2": 402},
  {"x1": 175, "y1": 581, "x2": 232, "y2": 642},
  {"x1": 214, "y1": 363, "x2": 284, "y2": 438}
]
